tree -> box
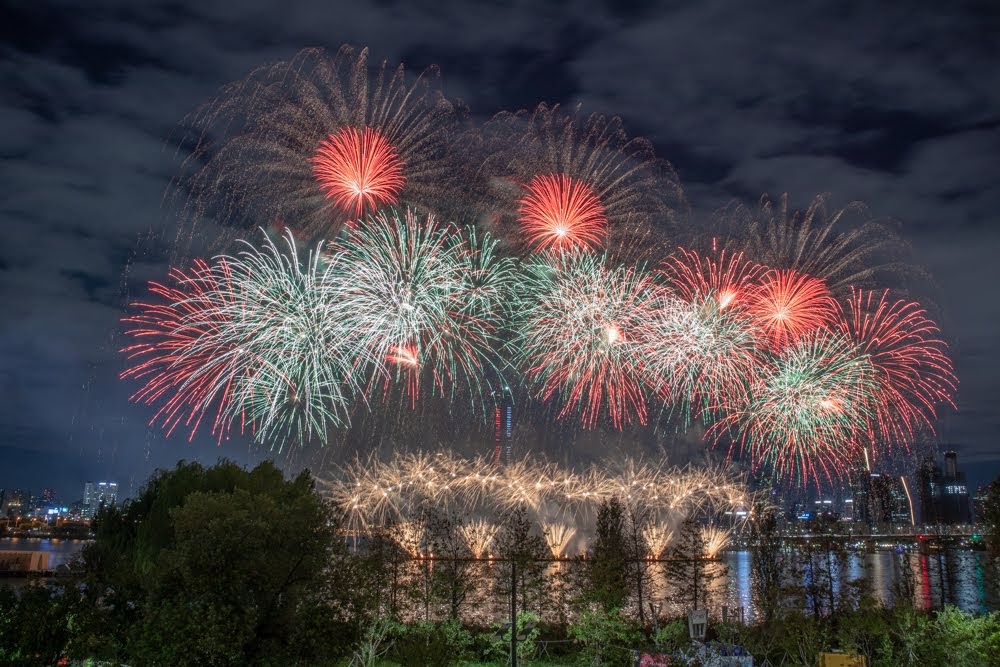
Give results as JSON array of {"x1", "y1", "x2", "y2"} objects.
[
  {"x1": 622, "y1": 498, "x2": 654, "y2": 626},
  {"x1": 588, "y1": 497, "x2": 630, "y2": 612},
  {"x1": 492, "y1": 506, "x2": 548, "y2": 618},
  {"x1": 665, "y1": 518, "x2": 721, "y2": 611},
  {"x1": 748, "y1": 503, "x2": 786, "y2": 624},
  {"x1": 424, "y1": 508, "x2": 477, "y2": 621},
  {"x1": 68, "y1": 459, "x2": 356, "y2": 666},
  {"x1": 0, "y1": 584, "x2": 71, "y2": 666}
]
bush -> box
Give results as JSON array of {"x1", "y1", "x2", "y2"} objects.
[
  {"x1": 392, "y1": 620, "x2": 472, "y2": 667},
  {"x1": 484, "y1": 611, "x2": 541, "y2": 664},
  {"x1": 569, "y1": 607, "x2": 642, "y2": 666},
  {"x1": 653, "y1": 619, "x2": 688, "y2": 653}
]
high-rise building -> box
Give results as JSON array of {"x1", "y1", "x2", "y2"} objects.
[
  {"x1": 918, "y1": 450, "x2": 970, "y2": 525},
  {"x1": 973, "y1": 485, "x2": 991, "y2": 524},
  {"x1": 83, "y1": 481, "x2": 119, "y2": 518},
  {"x1": 849, "y1": 468, "x2": 871, "y2": 527},
  {"x1": 2, "y1": 489, "x2": 30, "y2": 519},
  {"x1": 491, "y1": 386, "x2": 514, "y2": 466},
  {"x1": 850, "y1": 471, "x2": 913, "y2": 530}
]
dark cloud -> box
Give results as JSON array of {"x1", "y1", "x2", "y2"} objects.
[{"x1": 1, "y1": 0, "x2": 997, "y2": 499}]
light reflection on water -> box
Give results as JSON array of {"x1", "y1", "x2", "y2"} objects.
[
  {"x1": 2, "y1": 538, "x2": 995, "y2": 625},
  {"x1": 0, "y1": 537, "x2": 88, "y2": 569},
  {"x1": 718, "y1": 549, "x2": 995, "y2": 623}
]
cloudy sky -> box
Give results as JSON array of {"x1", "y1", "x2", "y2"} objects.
[{"x1": 2, "y1": 0, "x2": 998, "y2": 500}]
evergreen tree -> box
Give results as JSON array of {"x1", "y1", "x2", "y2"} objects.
[
  {"x1": 588, "y1": 496, "x2": 630, "y2": 611},
  {"x1": 749, "y1": 503, "x2": 786, "y2": 624}
]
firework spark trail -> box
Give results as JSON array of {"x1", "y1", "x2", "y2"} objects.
[
  {"x1": 661, "y1": 247, "x2": 765, "y2": 312},
  {"x1": 517, "y1": 173, "x2": 607, "y2": 252},
  {"x1": 122, "y1": 233, "x2": 357, "y2": 448},
  {"x1": 121, "y1": 259, "x2": 246, "y2": 442},
  {"x1": 541, "y1": 521, "x2": 577, "y2": 558},
  {"x1": 837, "y1": 288, "x2": 957, "y2": 455},
  {"x1": 642, "y1": 525, "x2": 674, "y2": 559},
  {"x1": 711, "y1": 330, "x2": 879, "y2": 485},
  {"x1": 311, "y1": 126, "x2": 406, "y2": 218},
  {"x1": 515, "y1": 251, "x2": 665, "y2": 428},
  {"x1": 479, "y1": 103, "x2": 686, "y2": 260},
  {"x1": 329, "y1": 208, "x2": 513, "y2": 404},
  {"x1": 702, "y1": 525, "x2": 732, "y2": 558},
  {"x1": 749, "y1": 269, "x2": 837, "y2": 351},
  {"x1": 459, "y1": 520, "x2": 499, "y2": 559},
  {"x1": 731, "y1": 193, "x2": 908, "y2": 296},
  {"x1": 642, "y1": 294, "x2": 761, "y2": 425},
  {"x1": 174, "y1": 45, "x2": 457, "y2": 253},
  {"x1": 324, "y1": 452, "x2": 746, "y2": 538},
  {"x1": 221, "y1": 234, "x2": 358, "y2": 446}
]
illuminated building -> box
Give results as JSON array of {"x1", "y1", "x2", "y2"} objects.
[
  {"x1": 2, "y1": 489, "x2": 29, "y2": 519},
  {"x1": 918, "y1": 450, "x2": 971, "y2": 525},
  {"x1": 83, "y1": 481, "x2": 119, "y2": 518},
  {"x1": 850, "y1": 470, "x2": 913, "y2": 530},
  {"x1": 491, "y1": 386, "x2": 514, "y2": 466},
  {"x1": 973, "y1": 485, "x2": 991, "y2": 524}
]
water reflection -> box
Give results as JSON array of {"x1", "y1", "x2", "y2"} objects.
[
  {"x1": 0, "y1": 537, "x2": 87, "y2": 569},
  {"x1": 718, "y1": 549, "x2": 994, "y2": 623}
]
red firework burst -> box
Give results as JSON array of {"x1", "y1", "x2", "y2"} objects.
[
  {"x1": 749, "y1": 269, "x2": 836, "y2": 350},
  {"x1": 311, "y1": 126, "x2": 406, "y2": 218},
  {"x1": 838, "y1": 289, "x2": 957, "y2": 452},
  {"x1": 661, "y1": 246, "x2": 765, "y2": 312},
  {"x1": 517, "y1": 173, "x2": 608, "y2": 252},
  {"x1": 120, "y1": 260, "x2": 244, "y2": 443}
]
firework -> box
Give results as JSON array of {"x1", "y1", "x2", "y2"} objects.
[
  {"x1": 219, "y1": 234, "x2": 358, "y2": 446},
  {"x1": 121, "y1": 259, "x2": 245, "y2": 442},
  {"x1": 460, "y1": 520, "x2": 499, "y2": 559},
  {"x1": 748, "y1": 269, "x2": 836, "y2": 350},
  {"x1": 642, "y1": 525, "x2": 674, "y2": 559},
  {"x1": 727, "y1": 193, "x2": 906, "y2": 296},
  {"x1": 311, "y1": 126, "x2": 406, "y2": 218},
  {"x1": 121, "y1": 233, "x2": 356, "y2": 447},
  {"x1": 642, "y1": 294, "x2": 761, "y2": 425},
  {"x1": 514, "y1": 251, "x2": 665, "y2": 428},
  {"x1": 175, "y1": 45, "x2": 457, "y2": 253},
  {"x1": 702, "y1": 526, "x2": 731, "y2": 559},
  {"x1": 711, "y1": 331, "x2": 879, "y2": 484},
  {"x1": 139, "y1": 43, "x2": 960, "y2": 490},
  {"x1": 479, "y1": 103, "x2": 686, "y2": 260},
  {"x1": 329, "y1": 208, "x2": 513, "y2": 403},
  {"x1": 541, "y1": 521, "x2": 577, "y2": 558},
  {"x1": 661, "y1": 247, "x2": 764, "y2": 312},
  {"x1": 323, "y1": 452, "x2": 747, "y2": 541},
  {"x1": 516, "y1": 173, "x2": 608, "y2": 253},
  {"x1": 837, "y1": 289, "x2": 957, "y2": 454}
]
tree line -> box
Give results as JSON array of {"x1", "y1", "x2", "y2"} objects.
[{"x1": 2, "y1": 460, "x2": 1000, "y2": 666}]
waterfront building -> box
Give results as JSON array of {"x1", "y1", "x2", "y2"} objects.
[
  {"x1": 491, "y1": 386, "x2": 514, "y2": 466},
  {"x1": 83, "y1": 481, "x2": 119, "y2": 518},
  {"x1": 919, "y1": 450, "x2": 971, "y2": 525},
  {"x1": 2, "y1": 489, "x2": 30, "y2": 519},
  {"x1": 850, "y1": 471, "x2": 912, "y2": 531},
  {"x1": 973, "y1": 485, "x2": 991, "y2": 524}
]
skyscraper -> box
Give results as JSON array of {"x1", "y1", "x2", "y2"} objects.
[
  {"x1": 83, "y1": 481, "x2": 119, "y2": 518},
  {"x1": 918, "y1": 450, "x2": 970, "y2": 525},
  {"x1": 492, "y1": 386, "x2": 514, "y2": 465}
]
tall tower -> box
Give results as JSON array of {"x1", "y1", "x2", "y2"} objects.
[{"x1": 492, "y1": 386, "x2": 514, "y2": 466}]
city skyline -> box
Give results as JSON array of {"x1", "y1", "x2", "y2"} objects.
[{"x1": 1, "y1": 1, "x2": 997, "y2": 495}]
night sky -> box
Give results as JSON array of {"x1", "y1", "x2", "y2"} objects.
[{"x1": 1, "y1": 0, "x2": 998, "y2": 502}]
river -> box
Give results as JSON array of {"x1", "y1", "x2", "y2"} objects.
[
  {"x1": 1, "y1": 538, "x2": 995, "y2": 621},
  {"x1": 715, "y1": 549, "x2": 996, "y2": 622},
  {"x1": 0, "y1": 536, "x2": 89, "y2": 570}
]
